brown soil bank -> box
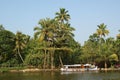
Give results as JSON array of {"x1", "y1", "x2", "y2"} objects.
[{"x1": 9, "y1": 68, "x2": 59, "y2": 72}]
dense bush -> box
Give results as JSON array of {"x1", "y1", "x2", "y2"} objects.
[{"x1": 25, "y1": 53, "x2": 44, "y2": 68}]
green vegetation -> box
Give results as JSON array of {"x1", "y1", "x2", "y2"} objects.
[{"x1": 0, "y1": 8, "x2": 120, "y2": 70}]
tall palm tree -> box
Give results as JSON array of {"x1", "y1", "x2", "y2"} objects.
[
  {"x1": 96, "y1": 23, "x2": 109, "y2": 38},
  {"x1": 34, "y1": 18, "x2": 55, "y2": 42},
  {"x1": 34, "y1": 18, "x2": 56, "y2": 69},
  {"x1": 55, "y1": 8, "x2": 74, "y2": 45},
  {"x1": 55, "y1": 8, "x2": 75, "y2": 67},
  {"x1": 34, "y1": 9, "x2": 74, "y2": 68},
  {"x1": 96, "y1": 23, "x2": 109, "y2": 69},
  {"x1": 14, "y1": 31, "x2": 29, "y2": 63},
  {"x1": 55, "y1": 8, "x2": 70, "y2": 24}
]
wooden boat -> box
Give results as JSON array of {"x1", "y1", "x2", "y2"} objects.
[{"x1": 60, "y1": 64, "x2": 98, "y2": 72}]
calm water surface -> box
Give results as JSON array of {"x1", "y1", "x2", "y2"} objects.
[{"x1": 0, "y1": 71, "x2": 120, "y2": 80}]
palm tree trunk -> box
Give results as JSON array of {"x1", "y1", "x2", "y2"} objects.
[
  {"x1": 51, "y1": 50, "x2": 54, "y2": 69},
  {"x1": 17, "y1": 48, "x2": 24, "y2": 63},
  {"x1": 46, "y1": 51, "x2": 50, "y2": 68},
  {"x1": 105, "y1": 61, "x2": 107, "y2": 70},
  {"x1": 43, "y1": 49, "x2": 47, "y2": 69},
  {"x1": 59, "y1": 55, "x2": 63, "y2": 67}
]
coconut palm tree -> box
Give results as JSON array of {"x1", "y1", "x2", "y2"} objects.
[
  {"x1": 96, "y1": 23, "x2": 109, "y2": 38},
  {"x1": 55, "y1": 8, "x2": 70, "y2": 24},
  {"x1": 55, "y1": 8, "x2": 75, "y2": 67},
  {"x1": 34, "y1": 18, "x2": 57, "y2": 69},
  {"x1": 14, "y1": 31, "x2": 29, "y2": 63},
  {"x1": 96, "y1": 23, "x2": 109, "y2": 69},
  {"x1": 55, "y1": 8, "x2": 74, "y2": 46}
]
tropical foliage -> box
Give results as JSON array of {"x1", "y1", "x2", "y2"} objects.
[{"x1": 0, "y1": 8, "x2": 120, "y2": 69}]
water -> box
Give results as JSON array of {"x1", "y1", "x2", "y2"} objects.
[{"x1": 0, "y1": 71, "x2": 120, "y2": 80}]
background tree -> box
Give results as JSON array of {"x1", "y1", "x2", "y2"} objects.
[
  {"x1": 114, "y1": 30, "x2": 120, "y2": 61},
  {"x1": 81, "y1": 33, "x2": 99, "y2": 64},
  {"x1": 0, "y1": 26, "x2": 15, "y2": 64},
  {"x1": 0, "y1": 25, "x2": 5, "y2": 31}
]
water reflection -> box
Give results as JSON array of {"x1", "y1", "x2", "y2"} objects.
[
  {"x1": 61, "y1": 70, "x2": 99, "y2": 75},
  {"x1": 60, "y1": 71, "x2": 120, "y2": 80},
  {"x1": 0, "y1": 71, "x2": 120, "y2": 80}
]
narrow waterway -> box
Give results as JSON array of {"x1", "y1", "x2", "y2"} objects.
[{"x1": 0, "y1": 71, "x2": 120, "y2": 80}]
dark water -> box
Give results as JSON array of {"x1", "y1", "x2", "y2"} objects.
[{"x1": 0, "y1": 71, "x2": 120, "y2": 80}]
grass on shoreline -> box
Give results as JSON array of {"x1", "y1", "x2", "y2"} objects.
[
  {"x1": 0, "y1": 67, "x2": 26, "y2": 73},
  {"x1": 0, "y1": 67, "x2": 120, "y2": 73},
  {"x1": 0, "y1": 67, "x2": 60, "y2": 73}
]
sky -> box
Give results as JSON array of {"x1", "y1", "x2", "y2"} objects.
[{"x1": 0, "y1": 0, "x2": 120, "y2": 45}]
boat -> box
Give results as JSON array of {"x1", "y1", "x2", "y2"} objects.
[{"x1": 60, "y1": 64, "x2": 98, "y2": 72}]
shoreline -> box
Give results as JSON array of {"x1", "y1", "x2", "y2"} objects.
[
  {"x1": 0, "y1": 67, "x2": 120, "y2": 73},
  {"x1": 9, "y1": 68, "x2": 60, "y2": 72}
]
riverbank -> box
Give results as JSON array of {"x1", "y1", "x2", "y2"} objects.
[
  {"x1": 0, "y1": 67, "x2": 59, "y2": 73},
  {"x1": 0, "y1": 67, "x2": 120, "y2": 73},
  {"x1": 9, "y1": 68, "x2": 59, "y2": 72},
  {"x1": 99, "y1": 68, "x2": 120, "y2": 71}
]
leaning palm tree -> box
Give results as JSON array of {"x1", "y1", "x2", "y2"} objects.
[{"x1": 14, "y1": 31, "x2": 29, "y2": 63}]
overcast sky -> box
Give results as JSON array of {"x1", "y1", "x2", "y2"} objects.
[{"x1": 0, "y1": 0, "x2": 120, "y2": 45}]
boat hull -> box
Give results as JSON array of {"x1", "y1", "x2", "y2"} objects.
[
  {"x1": 61, "y1": 68, "x2": 87, "y2": 72},
  {"x1": 60, "y1": 64, "x2": 98, "y2": 72}
]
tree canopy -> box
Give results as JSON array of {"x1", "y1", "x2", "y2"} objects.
[{"x1": 0, "y1": 8, "x2": 120, "y2": 69}]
